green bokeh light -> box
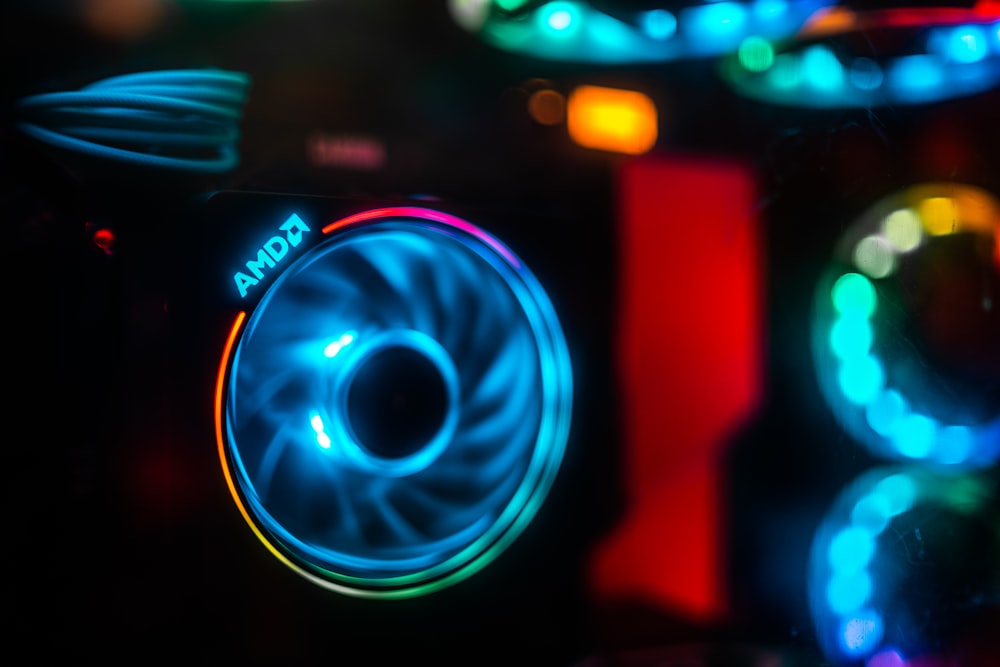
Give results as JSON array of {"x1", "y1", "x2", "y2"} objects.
[
  {"x1": 739, "y1": 36, "x2": 775, "y2": 72},
  {"x1": 831, "y1": 273, "x2": 877, "y2": 318}
]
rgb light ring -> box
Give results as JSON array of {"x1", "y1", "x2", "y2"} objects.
[
  {"x1": 812, "y1": 183, "x2": 1000, "y2": 469},
  {"x1": 808, "y1": 466, "x2": 998, "y2": 664},
  {"x1": 216, "y1": 206, "x2": 572, "y2": 598},
  {"x1": 723, "y1": 15, "x2": 1000, "y2": 108},
  {"x1": 449, "y1": 0, "x2": 834, "y2": 63}
]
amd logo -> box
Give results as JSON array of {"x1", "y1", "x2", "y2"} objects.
[{"x1": 234, "y1": 213, "x2": 311, "y2": 298}]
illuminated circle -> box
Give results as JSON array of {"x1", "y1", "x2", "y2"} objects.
[
  {"x1": 812, "y1": 183, "x2": 1000, "y2": 469},
  {"x1": 738, "y1": 36, "x2": 775, "y2": 72},
  {"x1": 527, "y1": 89, "x2": 566, "y2": 125},
  {"x1": 539, "y1": 2, "x2": 578, "y2": 34},
  {"x1": 217, "y1": 206, "x2": 573, "y2": 598},
  {"x1": 641, "y1": 9, "x2": 676, "y2": 40},
  {"x1": 808, "y1": 467, "x2": 1000, "y2": 664},
  {"x1": 447, "y1": 0, "x2": 492, "y2": 31},
  {"x1": 848, "y1": 57, "x2": 883, "y2": 91}
]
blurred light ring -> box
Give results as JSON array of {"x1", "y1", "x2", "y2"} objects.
[
  {"x1": 812, "y1": 183, "x2": 1000, "y2": 468},
  {"x1": 808, "y1": 466, "x2": 998, "y2": 663},
  {"x1": 217, "y1": 206, "x2": 572, "y2": 598},
  {"x1": 449, "y1": 0, "x2": 835, "y2": 63},
  {"x1": 722, "y1": 12, "x2": 1000, "y2": 108}
]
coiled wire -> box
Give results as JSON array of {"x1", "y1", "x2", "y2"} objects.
[{"x1": 16, "y1": 69, "x2": 251, "y2": 174}]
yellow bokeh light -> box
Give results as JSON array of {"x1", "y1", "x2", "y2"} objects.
[
  {"x1": 882, "y1": 208, "x2": 923, "y2": 252},
  {"x1": 567, "y1": 85, "x2": 658, "y2": 156},
  {"x1": 919, "y1": 196, "x2": 959, "y2": 236}
]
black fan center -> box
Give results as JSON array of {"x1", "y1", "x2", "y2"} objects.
[{"x1": 346, "y1": 345, "x2": 451, "y2": 460}]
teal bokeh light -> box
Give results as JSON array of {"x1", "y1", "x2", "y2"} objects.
[
  {"x1": 832, "y1": 273, "x2": 877, "y2": 318},
  {"x1": 641, "y1": 9, "x2": 676, "y2": 40}
]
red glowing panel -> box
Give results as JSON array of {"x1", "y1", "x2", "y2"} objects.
[{"x1": 589, "y1": 155, "x2": 763, "y2": 620}]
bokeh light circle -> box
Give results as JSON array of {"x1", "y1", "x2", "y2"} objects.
[
  {"x1": 812, "y1": 183, "x2": 1000, "y2": 469},
  {"x1": 808, "y1": 466, "x2": 1000, "y2": 664}
]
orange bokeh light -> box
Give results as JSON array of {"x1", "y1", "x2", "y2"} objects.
[{"x1": 567, "y1": 85, "x2": 657, "y2": 156}]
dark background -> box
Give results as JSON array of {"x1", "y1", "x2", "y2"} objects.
[{"x1": 4, "y1": 1, "x2": 1000, "y2": 665}]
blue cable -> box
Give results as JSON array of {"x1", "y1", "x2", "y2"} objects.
[{"x1": 15, "y1": 68, "x2": 251, "y2": 174}]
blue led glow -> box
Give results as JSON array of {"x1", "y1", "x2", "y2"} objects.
[
  {"x1": 849, "y1": 58, "x2": 884, "y2": 91},
  {"x1": 458, "y1": 0, "x2": 834, "y2": 63},
  {"x1": 889, "y1": 413, "x2": 937, "y2": 459},
  {"x1": 725, "y1": 19, "x2": 1000, "y2": 107},
  {"x1": 827, "y1": 570, "x2": 873, "y2": 614},
  {"x1": 322, "y1": 329, "x2": 461, "y2": 478},
  {"x1": 802, "y1": 45, "x2": 845, "y2": 91},
  {"x1": 809, "y1": 468, "x2": 996, "y2": 664},
  {"x1": 540, "y1": 2, "x2": 578, "y2": 34},
  {"x1": 889, "y1": 55, "x2": 946, "y2": 103},
  {"x1": 864, "y1": 389, "x2": 908, "y2": 438},
  {"x1": 850, "y1": 494, "x2": 892, "y2": 534},
  {"x1": 935, "y1": 424, "x2": 974, "y2": 465},
  {"x1": 753, "y1": 0, "x2": 788, "y2": 19},
  {"x1": 829, "y1": 315, "x2": 873, "y2": 360},
  {"x1": 309, "y1": 412, "x2": 333, "y2": 450},
  {"x1": 222, "y1": 208, "x2": 573, "y2": 597},
  {"x1": 837, "y1": 354, "x2": 885, "y2": 405},
  {"x1": 937, "y1": 25, "x2": 990, "y2": 64},
  {"x1": 641, "y1": 9, "x2": 676, "y2": 40},
  {"x1": 872, "y1": 473, "x2": 917, "y2": 517},
  {"x1": 828, "y1": 527, "x2": 876, "y2": 573},
  {"x1": 840, "y1": 610, "x2": 884, "y2": 655},
  {"x1": 323, "y1": 331, "x2": 356, "y2": 358},
  {"x1": 682, "y1": 2, "x2": 749, "y2": 45}
]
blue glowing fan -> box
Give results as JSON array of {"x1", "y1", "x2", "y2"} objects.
[{"x1": 217, "y1": 206, "x2": 572, "y2": 598}]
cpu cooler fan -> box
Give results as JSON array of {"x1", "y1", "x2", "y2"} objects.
[{"x1": 213, "y1": 200, "x2": 573, "y2": 598}]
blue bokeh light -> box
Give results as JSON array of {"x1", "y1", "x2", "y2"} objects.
[
  {"x1": 830, "y1": 314, "x2": 874, "y2": 360},
  {"x1": 802, "y1": 45, "x2": 845, "y2": 91},
  {"x1": 890, "y1": 55, "x2": 946, "y2": 103},
  {"x1": 934, "y1": 424, "x2": 975, "y2": 464},
  {"x1": 539, "y1": 1, "x2": 580, "y2": 35},
  {"x1": 828, "y1": 526, "x2": 876, "y2": 573},
  {"x1": 889, "y1": 413, "x2": 937, "y2": 459},
  {"x1": 827, "y1": 569, "x2": 873, "y2": 614},
  {"x1": 641, "y1": 9, "x2": 676, "y2": 40},
  {"x1": 683, "y1": 2, "x2": 749, "y2": 45},
  {"x1": 941, "y1": 25, "x2": 990, "y2": 64},
  {"x1": 838, "y1": 354, "x2": 885, "y2": 405},
  {"x1": 840, "y1": 610, "x2": 885, "y2": 655},
  {"x1": 850, "y1": 57, "x2": 884, "y2": 91},
  {"x1": 864, "y1": 389, "x2": 908, "y2": 438}
]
